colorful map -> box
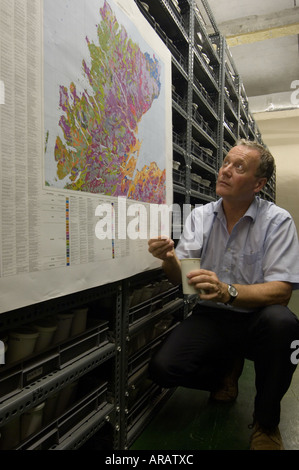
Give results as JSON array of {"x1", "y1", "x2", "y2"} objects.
[{"x1": 44, "y1": 0, "x2": 166, "y2": 204}]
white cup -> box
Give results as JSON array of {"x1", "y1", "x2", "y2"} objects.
[
  {"x1": 180, "y1": 258, "x2": 201, "y2": 295},
  {"x1": 21, "y1": 402, "x2": 45, "y2": 440},
  {"x1": 33, "y1": 319, "x2": 57, "y2": 352},
  {"x1": 70, "y1": 307, "x2": 88, "y2": 336},
  {"x1": 52, "y1": 312, "x2": 74, "y2": 344},
  {"x1": 0, "y1": 416, "x2": 20, "y2": 449},
  {"x1": 7, "y1": 327, "x2": 39, "y2": 364}
]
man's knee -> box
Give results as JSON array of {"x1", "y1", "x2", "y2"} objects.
[
  {"x1": 256, "y1": 305, "x2": 299, "y2": 342},
  {"x1": 148, "y1": 350, "x2": 176, "y2": 388}
]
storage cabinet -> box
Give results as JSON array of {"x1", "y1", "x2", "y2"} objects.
[
  {"x1": 0, "y1": 0, "x2": 275, "y2": 451},
  {"x1": 0, "y1": 283, "x2": 120, "y2": 450},
  {"x1": 122, "y1": 270, "x2": 185, "y2": 449}
]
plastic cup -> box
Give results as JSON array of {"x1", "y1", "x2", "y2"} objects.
[
  {"x1": 0, "y1": 416, "x2": 20, "y2": 449},
  {"x1": 7, "y1": 327, "x2": 39, "y2": 364},
  {"x1": 70, "y1": 307, "x2": 88, "y2": 336},
  {"x1": 0, "y1": 336, "x2": 8, "y2": 365},
  {"x1": 180, "y1": 258, "x2": 201, "y2": 295},
  {"x1": 43, "y1": 392, "x2": 59, "y2": 425},
  {"x1": 52, "y1": 312, "x2": 74, "y2": 344},
  {"x1": 21, "y1": 402, "x2": 45, "y2": 440},
  {"x1": 55, "y1": 381, "x2": 78, "y2": 416},
  {"x1": 33, "y1": 319, "x2": 57, "y2": 352}
]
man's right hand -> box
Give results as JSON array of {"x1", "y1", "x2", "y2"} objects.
[{"x1": 148, "y1": 237, "x2": 175, "y2": 261}]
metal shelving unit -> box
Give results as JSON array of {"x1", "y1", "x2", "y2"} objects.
[{"x1": 0, "y1": 283, "x2": 122, "y2": 451}]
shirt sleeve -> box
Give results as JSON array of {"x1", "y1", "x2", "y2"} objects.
[
  {"x1": 175, "y1": 207, "x2": 204, "y2": 260},
  {"x1": 263, "y1": 211, "x2": 299, "y2": 289}
]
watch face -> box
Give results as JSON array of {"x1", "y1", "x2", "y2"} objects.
[{"x1": 228, "y1": 285, "x2": 238, "y2": 296}]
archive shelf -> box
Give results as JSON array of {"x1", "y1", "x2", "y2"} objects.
[
  {"x1": 120, "y1": 268, "x2": 185, "y2": 450},
  {"x1": 0, "y1": 283, "x2": 122, "y2": 450}
]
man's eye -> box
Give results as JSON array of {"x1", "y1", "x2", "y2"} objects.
[{"x1": 236, "y1": 164, "x2": 244, "y2": 172}]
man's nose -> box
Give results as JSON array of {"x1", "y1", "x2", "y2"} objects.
[{"x1": 222, "y1": 163, "x2": 232, "y2": 175}]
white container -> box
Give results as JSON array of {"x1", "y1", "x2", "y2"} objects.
[
  {"x1": 52, "y1": 312, "x2": 74, "y2": 344},
  {"x1": 21, "y1": 402, "x2": 45, "y2": 440},
  {"x1": 43, "y1": 392, "x2": 59, "y2": 425},
  {"x1": 191, "y1": 173, "x2": 202, "y2": 183},
  {"x1": 33, "y1": 319, "x2": 57, "y2": 352},
  {"x1": 180, "y1": 258, "x2": 201, "y2": 295},
  {"x1": 173, "y1": 161, "x2": 180, "y2": 170},
  {"x1": 201, "y1": 179, "x2": 211, "y2": 187},
  {"x1": 140, "y1": 2, "x2": 149, "y2": 12},
  {"x1": 0, "y1": 335, "x2": 8, "y2": 365},
  {"x1": 129, "y1": 288, "x2": 144, "y2": 307},
  {"x1": 7, "y1": 327, "x2": 39, "y2": 364},
  {"x1": 55, "y1": 381, "x2": 78, "y2": 417},
  {"x1": 0, "y1": 416, "x2": 20, "y2": 449},
  {"x1": 70, "y1": 307, "x2": 88, "y2": 336}
]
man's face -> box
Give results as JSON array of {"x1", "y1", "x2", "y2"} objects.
[{"x1": 216, "y1": 145, "x2": 266, "y2": 202}]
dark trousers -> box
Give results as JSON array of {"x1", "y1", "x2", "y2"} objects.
[{"x1": 148, "y1": 304, "x2": 299, "y2": 428}]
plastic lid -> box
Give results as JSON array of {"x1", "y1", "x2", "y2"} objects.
[
  {"x1": 34, "y1": 319, "x2": 57, "y2": 331},
  {"x1": 9, "y1": 327, "x2": 39, "y2": 339},
  {"x1": 57, "y1": 312, "x2": 74, "y2": 319},
  {"x1": 25, "y1": 402, "x2": 45, "y2": 413}
]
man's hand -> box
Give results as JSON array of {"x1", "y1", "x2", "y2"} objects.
[
  {"x1": 148, "y1": 237, "x2": 175, "y2": 261},
  {"x1": 186, "y1": 269, "x2": 228, "y2": 303},
  {"x1": 148, "y1": 237, "x2": 182, "y2": 286},
  {"x1": 187, "y1": 269, "x2": 293, "y2": 307}
]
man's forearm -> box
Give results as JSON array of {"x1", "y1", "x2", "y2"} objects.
[
  {"x1": 162, "y1": 254, "x2": 182, "y2": 286},
  {"x1": 187, "y1": 269, "x2": 293, "y2": 307},
  {"x1": 221, "y1": 281, "x2": 293, "y2": 308}
]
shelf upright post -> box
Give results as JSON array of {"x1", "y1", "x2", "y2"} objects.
[
  {"x1": 200, "y1": 0, "x2": 219, "y2": 34},
  {"x1": 115, "y1": 279, "x2": 130, "y2": 450},
  {"x1": 217, "y1": 34, "x2": 226, "y2": 168},
  {"x1": 110, "y1": 281, "x2": 124, "y2": 449},
  {"x1": 184, "y1": 0, "x2": 195, "y2": 206}
]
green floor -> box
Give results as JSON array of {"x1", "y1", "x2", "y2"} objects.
[{"x1": 130, "y1": 360, "x2": 299, "y2": 451}]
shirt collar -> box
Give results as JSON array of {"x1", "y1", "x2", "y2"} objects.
[{"x1": 214, "y1": 196, "x2": 260, "y2": 222}]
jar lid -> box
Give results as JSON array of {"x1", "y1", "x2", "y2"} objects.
[
  {"x1": 9, "y1": 327, "x2": 39, "y2": 339},
  {"x1": 25, "y1": 402, "x2": 45, "y2": 413},
  {"x1": 57, "y1": 312, "x2": 74, "y2": 319},
  {"x1": 34, "y1": 319, "x2": 57, "y2": 331}
]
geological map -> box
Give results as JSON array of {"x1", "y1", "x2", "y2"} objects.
[{"x1": 44, "y1": 0, "x2": 166, "y2": 204}]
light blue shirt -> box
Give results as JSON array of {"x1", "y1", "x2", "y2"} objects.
[{"x1": 175, "y1": 197, "x2": 299, "y2": 311}]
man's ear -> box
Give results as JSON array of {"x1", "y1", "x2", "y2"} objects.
[{"x1": 254, "y1": 177, "x2": 267, "y2": 193}]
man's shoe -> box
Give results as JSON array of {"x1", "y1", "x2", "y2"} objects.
[
  {"x1": 210, "y1": 357, "x2": 244, "y2": 403},
  {"x1": 210, "y1": 378, "x2": 238, "y2": 402},
  {"x1": 250, "y1": 423, "x2": 284, "y2": 450}
]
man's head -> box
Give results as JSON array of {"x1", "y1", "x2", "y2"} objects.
[
  {"x1": 234, "y1": 139, "x2": 275, "y2": 180},
  {"x1": 216, "y1": 140, "x2": 275, "y2": 203}
]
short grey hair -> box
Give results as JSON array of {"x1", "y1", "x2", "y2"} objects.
[{"x1": 235, "y1": 139, "x2": 275, "y2": 180}]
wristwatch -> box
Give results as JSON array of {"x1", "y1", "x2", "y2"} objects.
[{"x1": 226, "y1": 284, "x2": 238, "y2": 304}]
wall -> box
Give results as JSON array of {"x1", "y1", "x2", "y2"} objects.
[{"x1": 254, "y1": 109, "x2": 299, "y2": 313}]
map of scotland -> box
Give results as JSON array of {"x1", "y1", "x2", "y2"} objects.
[{"x1": 44, "y1": 0, "x2": 167, "y2": 204}]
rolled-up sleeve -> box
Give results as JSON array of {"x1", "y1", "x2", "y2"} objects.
[{"x1": 262, "y1": 213, "x2": 299, "y2": 289}]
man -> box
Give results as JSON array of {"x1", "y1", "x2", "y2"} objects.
[{"x1": 148, "y1": 139, "x2": 299, "y2": 450}]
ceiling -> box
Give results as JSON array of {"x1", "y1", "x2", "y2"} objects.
[{"x1": 196, "y1": 0, "x2": 299, "y2": 113}]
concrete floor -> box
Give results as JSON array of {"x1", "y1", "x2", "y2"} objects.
[{"x1": 130, "y1": 359, "x2": 299, "y2": 451}]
